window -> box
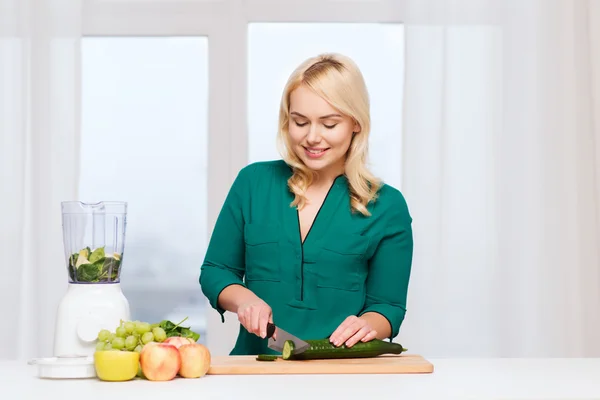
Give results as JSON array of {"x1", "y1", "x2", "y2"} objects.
[
  {"x1": 247, "y1": 22, "x2": 405, "y2": 189},
  {"x1": 79, "y1": 36, "x2": 209, "y2": 343}
]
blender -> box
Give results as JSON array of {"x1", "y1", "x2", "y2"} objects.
[{"x1": 29, "y1": 201, "x2": 131, "y2": 379}]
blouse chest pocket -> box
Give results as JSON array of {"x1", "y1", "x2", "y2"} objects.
[
  {"x1": 315, "y1": 233, "x2": 370, "y2": 291},
  {"x1": 244, "y1": 223, "x2": 281, "y2": 282}
]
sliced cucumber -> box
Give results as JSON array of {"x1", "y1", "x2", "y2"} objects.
[
  {"x1": 282, "y1": 340, "x2": 296, "y2": 360},
  {"x1": 256, "y1": 354, "x2": 280, "y2": 361}
]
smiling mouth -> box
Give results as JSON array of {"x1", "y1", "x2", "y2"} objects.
[{"x1": 303, "y1": 146, "x2": 329, "y2": 155}]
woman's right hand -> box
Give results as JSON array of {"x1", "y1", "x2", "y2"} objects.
[{"x1": 237, "y1": 298, "x2": 275, "y2": 339}]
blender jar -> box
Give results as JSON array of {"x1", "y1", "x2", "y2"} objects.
[{"x1": 61, "y1": 201, "x2": 127, "y2": 284}]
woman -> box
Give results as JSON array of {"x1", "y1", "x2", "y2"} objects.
[{"x1": 200, "y1": 53, "x2": 413, "y2": 356}]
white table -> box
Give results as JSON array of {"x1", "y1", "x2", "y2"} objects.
[{"x1": 1, "y1": 358, "x2": 599, "y2": 399}]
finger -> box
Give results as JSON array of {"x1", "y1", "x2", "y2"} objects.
[
  {"x1": 330, "y1": 316, "x2": 357, "y2": 343},
  {"x1": 360, "y1": 330, "x2": 378, "y2": 343},
  {"x1": 345, "y1": 326, "x2": 372, "y2": 347},
  {"x1": 250, "y1": 306, "x2": 262, "y2": 335},
  {"x1": 330, "y1": 318, "x2": 356, "y2": 344},
  {"x1": 239, "y1": 314, "x2": 251, "y2": 334},
  {"x1": 258, "y1": 307, "x2": 271, "y2": 338},
  {"x1": 245, "y1": 309, "x2": 254, "y2": 332},
  {"x1": 334, "y1": 319, "x2": 365, "y2": 347}
]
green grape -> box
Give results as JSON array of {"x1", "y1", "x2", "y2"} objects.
[
  {"x1": 97, "y1": 329, "x2": 111, "y2": 342},
  {"x1": 124, "y1": 321, "x2": 135, "y2": 334},
  {"x1": 141, "y1": 332, "x2": 154, "y2": 344},
  {"x1": 112, "y1": 337, "x2": 125, "y2": 350},
  {"x1": 135, "y1": 322, "x2": 152, "y2": 335},
  {"x1": 124, "y1": 335, "x2": 138, "y2": 351},
  {"x1": 134, "y1": 345, "x2": 143, "y2": 353},
  {"x1": 108, "y1": 333, "x2": 116, "y2": 341},
  {"x1": 152, "y1": 327, "x2": 167, "y2": 342},
  {"x1": 116, "y1": 326, "x2": 127, "y2": 338},
  {"x1": 104, "y1": 342, "x2": 113, "y2": 351},
  {"x1": 95, "y1": 342, "x2": 106, "y2": 351}
]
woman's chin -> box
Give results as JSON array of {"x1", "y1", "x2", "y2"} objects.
[{"x1": 299, "y1": 156, "x2": 328, "y2": 171}]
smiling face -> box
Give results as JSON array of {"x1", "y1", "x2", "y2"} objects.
[{"x1": 287, "y1": 84, "x2": 360, "y2": 179}]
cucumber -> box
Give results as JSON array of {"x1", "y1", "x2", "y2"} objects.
[
  {"x1": 282, "y1": 338, "x2": 407, "y2": 360},
  {"x1": 256, "y1": 354, "x2": 280, "y2": 361}
]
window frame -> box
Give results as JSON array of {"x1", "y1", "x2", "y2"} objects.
[{"x1": 82, "y1": 0, "x2": 406, "y2": 356}]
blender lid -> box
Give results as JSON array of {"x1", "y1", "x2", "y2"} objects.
[{"x1": 28, "y1": 355, "x2": 96, "y2": 379}]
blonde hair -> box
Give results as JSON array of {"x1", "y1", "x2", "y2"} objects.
[{"x1": 276, "y1": 53, "x2": 382, "y2": 216}]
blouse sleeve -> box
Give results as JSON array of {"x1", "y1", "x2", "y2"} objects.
[
  {"x1": 199, "y1": 165, "x2": 254, "y2": 322},
  {"x1": 359, "y1": 192, "x2": 414, "y2": 340}
]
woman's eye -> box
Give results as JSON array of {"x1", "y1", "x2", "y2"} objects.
[
  {"x1": 294, "y1": 121, "x2": 308, "y2": 127},
  {"x1": 324, "y1": 124, "x2": 337, "y2": 129}
]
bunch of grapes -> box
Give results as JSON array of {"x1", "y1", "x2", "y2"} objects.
[{"x1": 96, "y1": 320, "x2": 168, "y2": 353}]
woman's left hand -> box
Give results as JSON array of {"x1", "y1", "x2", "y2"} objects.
[{"x1": 329, "y1": 315, "x2": 377, "y2": 348}]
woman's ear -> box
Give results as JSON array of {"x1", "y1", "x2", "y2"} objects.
[{"x1": 353, "y1": 120, "x2": 361, "y2": 134}]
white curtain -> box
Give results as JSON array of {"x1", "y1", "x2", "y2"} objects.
[
  {"x1": 400, "y1": 0, "x2": 600, "y2": 357},
  {"x1": 1, "y1": 0, "x2": 599, "y2": 361},
  {"x1": 0, "y1": 0, "x2": 82, "y2": 360}
]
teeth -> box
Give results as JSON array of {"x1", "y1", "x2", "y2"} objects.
[{"x1": 307, "y1": 148, "x2": 325, "y2": 154}]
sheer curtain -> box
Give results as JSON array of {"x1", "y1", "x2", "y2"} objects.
[
  {"x1": 1, "y1": 0, "x2": 599, "y2": 361},
  {"x1": 400, "y1": 0, "x2": 600, "y2": 357},
  {"x1": 0, "y1": 0, "x2": 82, "y2": 360}
]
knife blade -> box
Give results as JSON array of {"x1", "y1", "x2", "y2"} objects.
[{"x1": 266, "y1": 322, "x2": 310, "y2": 354}]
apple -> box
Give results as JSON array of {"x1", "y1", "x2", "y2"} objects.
[
  {"x1": 178, "y1": 343, "x2": 211, "y2": 379},
  {"x1": 142, "y1": 341, "x2": 159, "y2": 349},
  {"x1": 163, "y1": 336, "x2": 193, "y2": 349},
  {"x1": 139, "y1": 343, "x2": 181, "y2": 381}
]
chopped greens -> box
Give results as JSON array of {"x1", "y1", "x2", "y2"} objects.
[{"x1": 68, "y1": 246, "x2": 122, "y2": 283}]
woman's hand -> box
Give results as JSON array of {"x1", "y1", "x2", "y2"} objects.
[
  {"x1": 329, "y1": 315, "x2": 377, "y2": 347},
  {"x1": 237, "y1": 298, "x2": 275, "y2": 339}
]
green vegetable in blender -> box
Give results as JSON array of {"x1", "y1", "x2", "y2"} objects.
[
  {"x1": 76, "y1": 262, "x2": 101, "y2": 281},
  {"x1": 68, "y1": 246, "x2": 122, "y2": 283},
  {"x1": 89, "y1": 247, "x2": 105, "y2": 263}
]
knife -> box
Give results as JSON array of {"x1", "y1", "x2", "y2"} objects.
[{"x1": 266, "y1": 322, "x2": 310, "y2": 354}]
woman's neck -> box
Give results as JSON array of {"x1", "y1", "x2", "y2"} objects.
[{"x1": 310, "y1": 165, "x2": 344, "y2": 189}]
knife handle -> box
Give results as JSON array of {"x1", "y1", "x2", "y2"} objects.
[{"x1": 266, "y1": 322, "x2": 276, "y2": 339}]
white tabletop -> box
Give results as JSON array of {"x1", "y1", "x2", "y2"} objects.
[{"x1": 1, "y1": 358, "x2": 599, "y2": 399}]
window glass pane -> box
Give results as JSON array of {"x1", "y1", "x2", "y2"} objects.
[
  {"x1": 80, "y1": 37, "x2": 209, "y2": 343},
  {"x1": 248, "y1": 23, "x2": 405, "y2": 189}
]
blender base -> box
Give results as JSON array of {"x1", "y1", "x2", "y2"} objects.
[{"x1": 53, "y1": 282, "x2": 131, "y2": 359}]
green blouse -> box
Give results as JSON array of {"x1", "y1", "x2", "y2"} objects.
[{"x1": 199, "y1": 160, "x2": 413, "y2": 355}]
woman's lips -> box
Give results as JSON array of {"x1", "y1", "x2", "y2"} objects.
[{"x1": 303, "y1": 146, "x2": 329, "y2": 159}]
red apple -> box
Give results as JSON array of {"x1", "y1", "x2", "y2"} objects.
[
  {"x1": 140, "y1": 343, "x2": 181, "y2": 381},
  {"x1": 178, "y1": 343, "x2": 211, "y2": 379},
  {"x1": 163, "y1": 336, "x2": 192, "y2": 349}
]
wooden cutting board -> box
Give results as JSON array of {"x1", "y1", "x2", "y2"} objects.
[{"x1": 207, "y1": 354, "x2": 434, "y2": 375}]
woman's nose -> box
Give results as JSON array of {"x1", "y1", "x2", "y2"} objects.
[{"x1": 306, "y1": 124, "x2": 322, "y2": 144}]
